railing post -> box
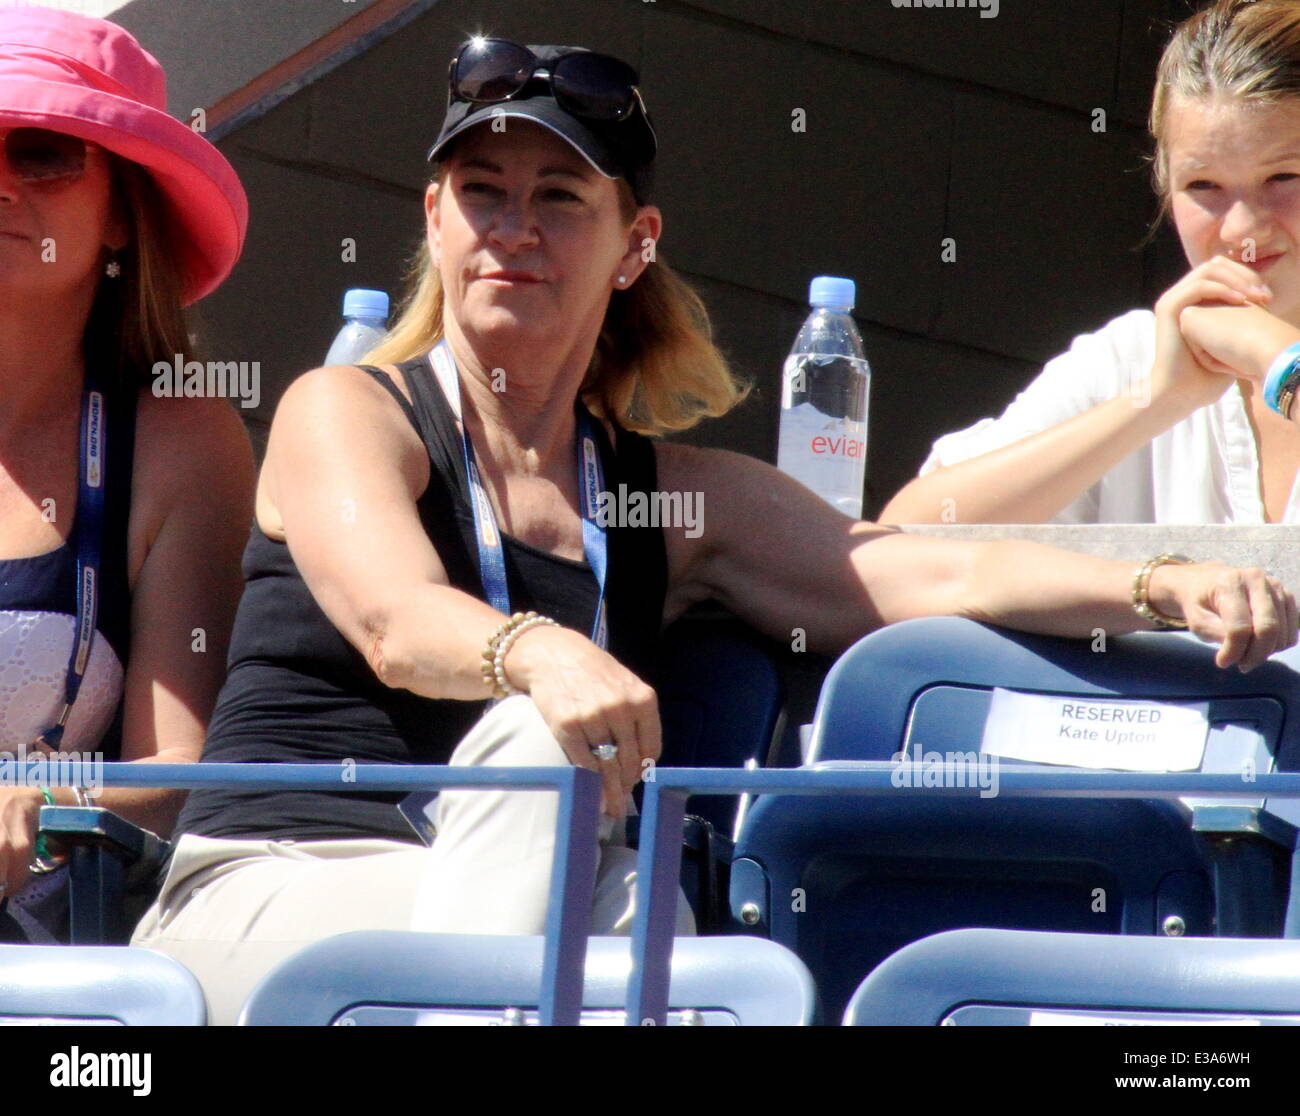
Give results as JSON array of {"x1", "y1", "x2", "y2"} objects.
[
  {"x1": 539, "y1": 767, "x2": 603, "y2": 1026},
  {"x1": 626, "y1": 780, "x2": 689, "y2": 1026}
]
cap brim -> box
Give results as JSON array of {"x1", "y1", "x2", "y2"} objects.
[
  {"x1": 0, "y1": 79, "x2": 248, "y2": 305},
  {"x1": 426, "y1": 100, "x2": 623, "y2": 179}
]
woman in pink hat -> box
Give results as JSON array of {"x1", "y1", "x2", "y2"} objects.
[{"x1": 0, "y1": 6, "x2": 253, "y2": 940}]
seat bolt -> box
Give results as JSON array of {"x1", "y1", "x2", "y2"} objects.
[
  {"x1": 740, "y1": 902, "x2": 761, "y2": 926},
  {"x1": 678, "y1": 1009, "x2": 704, "y2": 1026},
  {"x1": 1162, "y1": 915, "x2": 1186, "y2": 937}
]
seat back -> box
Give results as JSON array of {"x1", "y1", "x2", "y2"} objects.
[
  {"x1": 733, "y1": 617, "x2": 1300, "y2": 1020},
  {"x1": 844, "y1": 928, "x2": 1300, "y2": 1025},
  {"x1": 239, "y1": 932, "x2": 815, "y2": 1026},
  {"x1": 653, "y1": 614, "x2": 785, "y2": 832},
  {"x1": 0, "y1": 944, "x2": 205, "y2": 1025},
  {"x1": 810, "y1": 616, "x2": 1300, "y2": 786}
]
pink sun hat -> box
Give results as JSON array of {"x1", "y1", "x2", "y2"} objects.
[{"x1": 0, "y1": 5, "x2": 248, "y2": 305}]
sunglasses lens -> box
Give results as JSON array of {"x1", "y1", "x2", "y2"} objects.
[
  {"x1": 454, "y1": 39, "x2": 535, "y2": 102},
  {"x1": 5, "y1": 128, "x2": 86, "y2": 184},
  {"x1": 552, "y1": 53, "x2": 638, "y2": 120}
]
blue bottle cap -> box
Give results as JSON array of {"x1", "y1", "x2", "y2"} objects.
[
  {"x1": 342, "y1": 288, "x2": 390, "y2": 320},
  {"x1": 808, "y1": 276, "x2": 856, "y2": 311}
]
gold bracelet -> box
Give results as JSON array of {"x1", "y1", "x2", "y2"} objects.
[{"x1": 1132, "y1": 553, "x2": 1193, "y2": 629}]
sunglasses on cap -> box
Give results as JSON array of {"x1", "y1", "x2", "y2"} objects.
[
  {"x1": 1, "y1": 128, "x2": 88, "y2": 187},
  {"x1": 449, "y1": 38, "x2": 648, "y2": 125}
]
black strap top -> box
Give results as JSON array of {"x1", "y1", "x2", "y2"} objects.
[{"x1": 176, "y1": 356, "x2": 668, "y2": 843}]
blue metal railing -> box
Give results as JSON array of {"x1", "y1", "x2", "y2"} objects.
[
  {"x1": 626, "y1": 764, "x2": 1300, "y2": 1025},
  {"x1": 86, "y1": 762, "x2": 602, "y2": 1027},
  {"x1": 74, "y1": 761, "x2": 1300, "y2": 1025}
]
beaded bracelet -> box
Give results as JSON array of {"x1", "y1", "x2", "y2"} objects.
[
  {"x1": 1132, "y1": 553, "x2": 1192, "y2": 630},
  {"x1": 480, "y1": 611, "x2": 558, "y2": 699},
  {"x1": 30, "y1": 787, "x2": 61, "y2": 875}
]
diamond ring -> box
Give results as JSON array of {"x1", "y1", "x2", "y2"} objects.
[{"x1": 590, "y1": 743, "x2": 618, "y2": 763}]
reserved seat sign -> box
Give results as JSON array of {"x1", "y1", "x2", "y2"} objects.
[{"x1": 979, "y1": 688, "x2": 1210, "y2": 771}]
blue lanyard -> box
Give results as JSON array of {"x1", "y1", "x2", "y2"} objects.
[
  {"x1": 33, "y1": 371, "x2": 106, "y2": 751},
  {"x1": 428, "y1": 341, "x2": 609, "y2": 649}
]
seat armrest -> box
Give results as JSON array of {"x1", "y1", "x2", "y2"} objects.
[
  {"x1": 39, "y1": 804, "x2": 166, "y2": 869},
  {"x1": 1191, "y1": 805, "x2": 1296, "y2": 937},
  {"x1": 1191, "y1": 804, "x2": 1298, "y2": 849},
  {"x1": 39, "y1": 806, "x2": 171, "y2": 944}
]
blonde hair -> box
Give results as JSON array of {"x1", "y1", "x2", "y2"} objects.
[
  {"x1": 1150, "y1": 0, "x2": 1300, "y2": 214},
  {"x1": 364, "y1": 169, "x2": 749, "y2": 436},
  {"x1": 83, "y1": 156, "x2": 192, "y2": 386}
]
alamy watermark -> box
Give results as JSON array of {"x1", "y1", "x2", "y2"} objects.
[
  {"x1": 892, "y1": 0, "x2": 999, "y2": 18},
  {"x1": 0, "y1": 743, "x2": 103, "y2": 794},
  {"x1": 593, "y1": 485, "x2": 703, "y2": 539},
  {"x1": 152, "y1": 354, "x2": 260, "y2": 409},
  {"x1": 890, "y1": 748, "x2": 1000, "y2": 798}
]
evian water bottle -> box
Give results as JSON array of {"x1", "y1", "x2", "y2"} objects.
[{"x1": 777, "y1": 276, "x2": 870, "y2": 518}]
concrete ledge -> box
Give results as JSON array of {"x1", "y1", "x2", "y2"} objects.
[{"x1": 899, "y1": 524, "x2": 1300, "y2": 586}]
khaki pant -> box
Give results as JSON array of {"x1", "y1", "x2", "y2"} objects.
[{"x1": 132, "y1": 694, "x2": 695, "y2": 1025}]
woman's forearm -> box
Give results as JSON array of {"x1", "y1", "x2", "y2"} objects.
[
  {"x1": 880, "y1": 389, "x2": 1193, "y2": 524},
  {"x1": 958, "y1": 540, "x2": 1169, "y2": 636},
  {"x1": 364, "y1": 582, "x2": 537, "y2": 702},
  {"x1": 45, "y1": 749, "x2": 196, "y2": 838}
]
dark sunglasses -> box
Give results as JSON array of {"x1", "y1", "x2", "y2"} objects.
[
  {"x1": 2, "y1": 128, "x2": 87, "y2": 186},
  {"x1": 449, "y1": 38, "x2": 647, "y2": 124}
]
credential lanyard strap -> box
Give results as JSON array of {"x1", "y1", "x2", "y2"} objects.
[
  {"x1": 429, "y1": 341, "x2": 608, "y2": 649},
  {"x1": 35, "y1": 370, "x2": 106, "y2": 751}
]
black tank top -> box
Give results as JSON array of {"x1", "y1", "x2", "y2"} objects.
[{"x1": 175, "y1": 357, "x2": 668, "y2": 843}]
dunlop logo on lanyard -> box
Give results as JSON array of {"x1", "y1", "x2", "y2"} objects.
[
  {"x1": 582, "y1": 435, "x2": 602, "y2": 518},
  {"x1": 73, "y1": 566, "x2": 97, "y2": 674},
  {"x1": 472, "y1": 481, "x2": 499, "y2": 548},
  {"x1": 85, "y1": 391, "x2": 105, "y2": 488}
]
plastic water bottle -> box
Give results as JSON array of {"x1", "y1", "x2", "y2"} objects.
[
  {"x1": 324, "y1": 288, "x2": 390, "y2": 365},
  {"x1": 777, "y1": 276, "x2": 870, "y2": 518}
]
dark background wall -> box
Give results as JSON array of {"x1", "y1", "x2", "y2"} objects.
[{"x1": 179, "y1": 0, "x2": 1202, "y2": 517}]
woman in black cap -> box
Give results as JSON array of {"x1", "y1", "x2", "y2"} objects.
[{"x1": 134, "y1": 37, "x2": 1296, "y2": 1025}]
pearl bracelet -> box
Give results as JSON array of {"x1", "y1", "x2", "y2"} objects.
[{"x1": 480, "y1": 611, "x2": 558, "y2": 699}]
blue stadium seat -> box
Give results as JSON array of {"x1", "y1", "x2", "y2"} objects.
[
  {"x1": 0, "y1": 944, "x2": 205, "y2": 1025},
  {"x1": 239, "y1": 932, "x2": 816, "y2": 1026},
  {"x1": 652, "y1": 611, "x2": 786, "y2": 833},
  {"x1": 844, "y1": 928, "x2": 1300, "y2": 1025},
  {"x1": 731, "y1": 616, "x2": 1300, "y2": 1021}
]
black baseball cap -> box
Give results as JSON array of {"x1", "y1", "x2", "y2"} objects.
[{"x1": 427, "y1": 43, "x2": 657, "y2": 204}]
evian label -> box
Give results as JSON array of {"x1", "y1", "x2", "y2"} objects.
[{"x1": 810, "y1": 427, "x2": 865, "y2": 459}]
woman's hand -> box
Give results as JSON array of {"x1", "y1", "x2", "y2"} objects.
[
  {"x1": 1151, "y1": 255, "x2": 1273, "y2": 409},
  {"x1": 1179, "y1": 300, "x2": 1300, "y2": 384},
  {"x1": 0, "y1": 786, "x2": 44, "y2": 898},
  {"x1": 504, "y1": 625, "x2": 661, "y2": 817},
  {"x1": 1149, "y1": 562, "x2": 1298, "y2": 672}
]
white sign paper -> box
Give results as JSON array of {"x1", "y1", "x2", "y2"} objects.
[
  {"x1": 980, "y1": 689, "x2": 1210, "y2": 772},
  {"x1": 1028, "y1": 1011, "x2": 1259, "y2": 1027}
]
